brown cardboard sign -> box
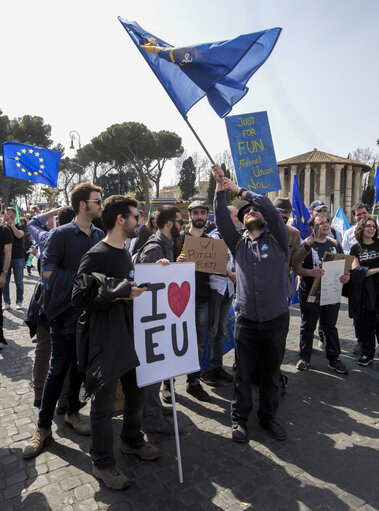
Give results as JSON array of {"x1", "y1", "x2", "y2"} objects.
[{"x1": 182, "y1": 235, "x2": 228, "y2": 274}]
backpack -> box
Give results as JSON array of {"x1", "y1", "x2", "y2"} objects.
[{"x1": 132, "y1": 235, "x2": 168, "y2": 265}]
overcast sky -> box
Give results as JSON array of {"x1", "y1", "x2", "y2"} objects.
[{"x1": 1, "y1": 0, "x2": 378, "y2": 187}]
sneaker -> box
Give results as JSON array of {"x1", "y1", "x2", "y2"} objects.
[
  {"x1": 296, "y1": 359, "x2": 309, "y2": 371},
  {"x1": 93, "y1": 464, "x2": 129, "y2": 490},
  {"x1": 214, "y1": 367, "x2": 233, "y2": 382},
  {"x1": 353, "y1": 341, "x2": 363, "y2": 355},
  {"x1": 186, "y1": 383, "x2": 211, "y2": 402},
  {"x1": 328, "y1": 359, "x2": 348, "y2": 374},
  {"x1": 200, "y1": 369, "x2": 219, "y2": 387},
  {"x1": 144, "y1": 418, "x2": 177, "y2": 435},
  {"x1": 23, "y1": 427, "x2": 52, "y2": 458},
  {"x1": 64, "y1": 412, "x2": 90, "y2": 435},
  {"x1": 3, "y1": 303, "x2": 11, "y2": 311},
  {"x1": 358, "y1": 355, "x2": 373, "y2": 366},
  {"x1": 259, "y1": 421, "x2": 287, "y2": 441},
  {"x1": 16, "y1": 302, "x2": 23, "y2": 311},
  {"x1": 232, "y1": 423, "x2": 248, "y2": 443},
  {"x1": 120, "y1": 441, "x2": 159, "y2": 460}
]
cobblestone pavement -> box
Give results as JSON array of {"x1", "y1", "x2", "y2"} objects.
[{"x1": 0, "y1": 271, "x2": 378, "y2": 510}]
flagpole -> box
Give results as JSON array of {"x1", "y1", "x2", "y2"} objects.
[{"x1": 185, "y1": 119, "x2": 215, "y2": 165}]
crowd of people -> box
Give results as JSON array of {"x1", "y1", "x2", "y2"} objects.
[{"x1": 0, "y1": 164, "x2": 377, "y2": 490}]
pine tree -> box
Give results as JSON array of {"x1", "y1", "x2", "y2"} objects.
[{"x1": 178, "y1": 157, "x2": 197, "y2": 200}]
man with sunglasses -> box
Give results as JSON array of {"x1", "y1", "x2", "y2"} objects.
[
  {"x1": 136, "y1": 206, "x2": 183, "y2": 435},
  {"x1": 211, "y1": 165, "x2": 290, "y2": 443},
  {"x1": 24, "y1": 183, "x2": 104, "y2": 459}
]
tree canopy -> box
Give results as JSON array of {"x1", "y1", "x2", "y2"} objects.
[{"x1": 178, "y1": 157, "x2": 197, "y2": 200}]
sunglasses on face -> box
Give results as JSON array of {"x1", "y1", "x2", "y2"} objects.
[
  {"x1": 85, "y1": 199, "x2": 103, "y2": 206},
  {"x1": 244, "y1": 206, "x2": 259, "y2": 215}
]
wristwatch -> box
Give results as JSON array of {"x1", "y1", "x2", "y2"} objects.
[{"x1": 238, "y1": 187, "x2": 247, "y2": 197}]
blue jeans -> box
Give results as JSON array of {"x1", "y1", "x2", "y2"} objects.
[
  {"x1": 231, "y1": 311, "x2": 289, "y2": 426},
  {"x1": 299, "y1": 288, "x2": 341, "y2": 362},
  {"x1": 91, "y1": 370, "x2": 145, "y2": 468},
  {"x1": 187, "y1": 302, "x2": 208, "y2": 386},
  {"x1": 38, "y1": 330, "x2": 83, "y2": 430},
  {"x1": 2, "y1": 258, "x2": 24, "y2": 304},
  {"x1": 208, "y1": 288, "x2": 233, "y2": 370}
]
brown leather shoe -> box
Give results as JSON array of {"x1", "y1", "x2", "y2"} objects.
[
  {"x1": 64, "y1": 412, "x2": 90, "y2": 436},
  {"x1": 120, "y1": 441, "x2": 159, "y2": 460},
  {"x1": 23, "y1": 427, "x2": 52, "y2": 459},
  {"x1": 93, "y1": 464, "x2": 129, "y2": 490}
]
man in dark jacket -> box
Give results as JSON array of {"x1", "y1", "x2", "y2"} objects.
[{"x1": 72, "y1": 195, "x2": 159, "y2": 490}]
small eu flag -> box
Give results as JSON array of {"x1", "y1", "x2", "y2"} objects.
[
  {"x1": 118, "y1": 18, "x2": 281, "y2": 119},
  {"x1": 2, "y1": 142, "x2": 61, "y2": 187},
  {"x1": 292, "y1": 175, "x2": 311, "y2": 239}
]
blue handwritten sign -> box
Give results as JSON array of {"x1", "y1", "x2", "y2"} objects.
[{"x1": 225, "y1": 111, "x2": 281, "y2": 194}]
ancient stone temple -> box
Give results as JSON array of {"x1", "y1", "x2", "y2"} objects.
[{"x1": 268, "y1": 149, "x2": 371, "y2": 220}]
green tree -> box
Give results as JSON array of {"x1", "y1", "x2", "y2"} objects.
[
  {"x1": 178, "y1": 157, "x2": 197, "y2": 200},
  {"x1": 74, "y1": 142, "x2": 113, "y2": 184},
  {"x1": 149, "y1": 130, "x2": 183, "y2": 197}
]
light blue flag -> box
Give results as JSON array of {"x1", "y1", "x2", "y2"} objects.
[
  {"x1": 2, "y1": 142, "x2": 61, "y2": 187},
  {"x1": 332, "y1": 206, "x2": 350, "y2": 234},
  {"x1": 292, "y1": 175, "x2": 311, "y2": 239},
  {"x1": 118, "y1": 18, "x2": 281, "y2": 119},
  {"x1": 374, "y1": 162, "x2": 379, "y2": 204}
]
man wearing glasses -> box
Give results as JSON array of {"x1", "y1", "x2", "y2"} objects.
[
  {"x1": 24, "y1": 183, "x2": 104, "y2": 459},
  {"x1": 211, "y1": 165, "x2": 290, "y2": 443}
]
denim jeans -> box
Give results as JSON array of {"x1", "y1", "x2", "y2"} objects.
[
  {"x1": 208, "y1": 288, "x2": 233, "y2": 370},
  {"x1": 187, "y1": 302, "x2": 208, "y2": 386},
  {"x1": 231, "y1": 311, "x2": 289, "y2": 426},
  {"x1": 2, "y1": 257, "x2": 24, "y2": 304},
  {"x1": 90, "y1": 370, "x2": 145, "y2": 468},
  {"x1": 38, "y1": 330, "x2": 83, "y2": 429},
  {"x1": 299, "y1": 288, "x2": 341, "y2": 362}
]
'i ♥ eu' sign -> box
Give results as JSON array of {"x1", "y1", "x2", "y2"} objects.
[{"x1": 133, "y1": 262, "x2": 199, "y2": 387}]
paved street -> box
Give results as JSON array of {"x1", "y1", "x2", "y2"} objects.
[{"x1": 0, "y1": 271, "x2": 378, "y2": 510}]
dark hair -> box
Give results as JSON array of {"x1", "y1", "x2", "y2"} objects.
[
  {"x1": 101, "y1": 195, "x2": 138, "y2": 231},
  {"x1": 138, "y1": 209, "x2": 146, "y2": 218},
  {"x1": 5, "y1": 207, "x2": 16, "y2": 217},
  {"x1": 355, "y1": 216, "x2": 378, "y2": 244},
  {"x1": 308, "y1": 214, "x2": 329, "y2": 229},
  {"x1": 156, "y1": 206, "x2": 180, "y2": 230},
  {"x1": 352, "y1": 203, "x2": 369, "y2": 215},
  {"x1": 147, "y1": 212, "x2": 156, "y2": 231},
  {"x1": 58, "y1": 206, "x2": 75, "y2": 225},
  {"x1": 71, "y1": 183, "x2": 102, "y2": 214}
]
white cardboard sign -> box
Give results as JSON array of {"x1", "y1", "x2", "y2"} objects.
[
  {"x1": 133, "y1": 262, "x2": 199, "y2": 387},
  {"x1": 320, "y1": 259, "x2": 345, "y2": 306}
]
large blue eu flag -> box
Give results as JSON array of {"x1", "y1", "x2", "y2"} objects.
[
  {"x1": 2, "y1": 142, "x2": 61, "y2": 187},
  {"x1": 292, "y1": 175, "x2": 311, "y2": 239},
  {"x1": 118, "y1": 18, "x2": 281, "y2": 119}
]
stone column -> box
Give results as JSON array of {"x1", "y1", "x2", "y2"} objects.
[
  {"x1": 290, "y1": 165, "x2": 297, "y2": 198},
  {"x1": 353, "y1": 167, "x2": 362, "y2": 207},
  {"x1": 319, "y1": 163, "x2": 327, "y2": 204},
  {"x1": 304, "y1": 164, "x2": 311, "y2": 206},
  {"x1": 333, "y1": 164, "x2": 343, "y2": 210},
  {"x1": 279, "y1": 168, "x2": 286, "y2": 196},
  {"x1": 345, "y1": 165, "x2": 353, "y2": 219}
]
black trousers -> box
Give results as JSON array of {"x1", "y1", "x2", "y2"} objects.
[{"x1": 231, "y1": 311, "x2": 289, "y2": 426}]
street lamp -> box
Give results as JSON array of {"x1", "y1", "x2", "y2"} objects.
[{"x1": 69, "y1": 130, "x2": 81, "y2": 150}]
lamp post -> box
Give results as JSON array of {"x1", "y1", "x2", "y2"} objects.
[{"x1": 69, "y1": 130, "x2": 81, "y2": 150}]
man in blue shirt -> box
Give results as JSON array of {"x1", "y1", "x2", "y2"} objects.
[{"x1": 24, "y1": 183, "x2": 104, "y2": 459}]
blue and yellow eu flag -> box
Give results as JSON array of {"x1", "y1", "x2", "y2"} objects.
[
  {"x1": 118, "y1": 18, "x2": 281, "y2": 119},
  {"x1": 2, "y1": 142, "x2": 61, "y2": 187},
  {"x1": 292, "y1": 175, "x2": 311, "y2": 239}
]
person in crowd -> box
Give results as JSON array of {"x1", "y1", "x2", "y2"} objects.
[
  {"x1": 0, "y1": 222, "x2": 12, "y2": 349},
  {"x1": 72, "y1": 195, "x2": 159, "y2": 490},
  {"x1": 147, "y1": 212, "x2": 157, "y2": 233},
  {"x1": 342, "y1": 203, "x2": 370, "y2": 255},
  {"x1": 294, "y1": 215, "x2": 350, "y2": 374},
  {"x1": 128, "y1": 209, "x2": 154, "y2": 256},
  {"x1": 137, "y1": 205, "x2": 183, "y2": 435},
  {"x1": 200, "y1": 206, "x2": 237, "y2": 387},
  {"x1": 23, "y1": 183, "x2": 104, "y2": 459},
  {"x1": 20, "y1": 217, "x2": 33, "y2": 273},
  {"x1": 27, "y1": 205, "x2": 75, "y2": 412},
  {"x1": 349, "y1": 217, "x2": 379, "y2": 366},
  {"x1": 176, "y1": 200, "x2": 212, "y2": 402},
  {"x1": 211, "y1": 165, "x2": 290, "y2": 443},
  {"x1": 2, "y1": 207, "x2": 26, "y2": 310},
  {"x1": 309, "y1": 200, "x2": 342, "y2": 243}
]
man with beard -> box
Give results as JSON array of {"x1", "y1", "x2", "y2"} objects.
[
  {"x1": 72, "y1": 195, "x2": 159, "y2": 490},
  {"x1": 211, "y1": 165, "x2": 290, "y2": 443},
  {"x1": 24, "y1": 183, "x2": 105, "y2": 459},
  {"x1": 137, "y1": 206, "x2": 183, "y2": 435}
]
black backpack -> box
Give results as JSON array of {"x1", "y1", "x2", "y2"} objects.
[{"x1": 132, "y1": 235, "x2": 168, "y2": 265}]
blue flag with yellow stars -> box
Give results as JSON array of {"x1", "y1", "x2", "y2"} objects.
[
  {"x1": 292, "y1": 174, "x2": 311, "y2": 239},
  {"x1": 2, "y1": 142, "x2": 61, "y2": 187},
  {"x1": 118, "y1": 18, "x2": 281, "y2": 119}
]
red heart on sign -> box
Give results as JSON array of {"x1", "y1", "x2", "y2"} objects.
[{"x1": 168, "y1": 281, "x2": 191, "y2": 318}]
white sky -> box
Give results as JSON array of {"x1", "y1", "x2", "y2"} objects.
[{"x1": 1, "y1": 0, "x2": 378, "y2": 188}]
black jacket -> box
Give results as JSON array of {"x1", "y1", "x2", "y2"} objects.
[
  {"x1": 72, "y1": 272, "x2": 140, "y2": 397},
  {"x1": 346, "y1": 265, "x2": 376, "y2": 318}
]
